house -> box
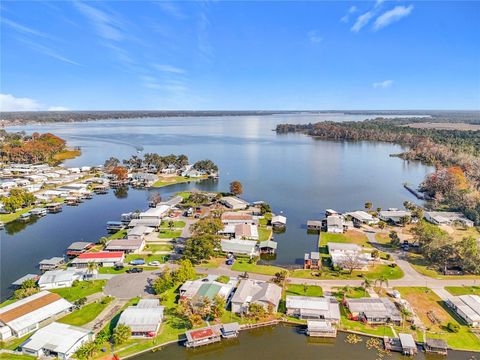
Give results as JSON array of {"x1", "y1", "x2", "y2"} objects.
[
  {"x1": 220, "y1": 239, "x2": 258, "y2": 257},
  {"x1": 379, "y1": 210, "x2": 412, "y2": 224},
  {"x1": 127, "y1": 225, "x2": 152, "y2": 241},
  {"x1": 117, "y1": 299, "x2": 164, "y2": 338},
  {"x1": 231, "y1": 279, "x2": 282, "y2": 314},
  {"x1": 128, "y1": 218, "x2": 161, "y2": 228},
  {"x1": 179, "y1": 275, "x2": 236, "y2": 302},
  {"x1": 286, "y1": 296, "x2": 341, "y2": 322},
  {"x1": 307, "y1": 220, "x2": 322, "y2": 231},
  {"x1": 0, "y1": 291, "x2": 73, "y2": 340},
  {"x1": 234, "y1": 224, "x2": 259, "y2": 240},
  {"x1": 327, "y1": 242, "x2": 371, "y2": 270},
  {"x1": 66, "y1": 242, "x2": 94, "y2": 257},
  {"x1": 399, "y1": 333, "x2": 417, "y2": 356},
  {"x1": 105, "y1": 238, "x2": 145, "y2": 253},
  {"x1": 21, "y1": 322, "x2": 93, "y2": 360},
  {"x1": 347, "y1": 211, "x2": 379, "y2": 226},
  {"x1": 304, "y1": 252, "x2": 321, "y2": 270},
  {"x1": 259, "y1": 240, "x2": 277, "y2": 254},
  {"x1": 220, "y1": 196, "x2": 249, "y2": 210},
  {"x1": 325, "y1": 209, "x2": 338, "y2": 216},
  {"x1": 38, "y1": 269, "x2": 85, "y2": 290},
  {"x1": 271, "y1": 215, "x2": 287, "y2": 228},
  {"x1": 139, "y1": 205, "x2": 170, "y2": 220},
  {"x1": 446, "y1": 295, "x2": 480, "y2": 327},
  {"x1": 185, "y1": 325, "x2": 223, "y2": 348},
  {"x1": 71, "y1": 251, "x2": 124, "y2": 268},
  {"x1": 424, "y1": 338, "x2": 448, "y2": 355},
  {"x1": 39, "y1": 257, "x2": 65, "y2": 272},
  {"x1": 425, "y1": 211, "x2": 474, "y2": 228},
  {"x1": 344, "y1": 298, "x2": 402, "y2": 325},
  {"x1": 221, "y1": 212, "x2": 258, "y2": 225},
  {"x1": 306, "y1": 320, "x2": 337, "y2": 338},
  {"x1": 11, "y1": 274, "x2": 40, "y2": 288}
]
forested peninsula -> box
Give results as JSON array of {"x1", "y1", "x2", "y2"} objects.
[{"x1": 276, "y1": 118, "x2": 480, "y2": 224}]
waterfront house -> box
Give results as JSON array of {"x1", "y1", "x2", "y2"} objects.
[
  {"x1": 446, "y1": 295, "x2": 480, "y2": 327},
  {"x1": 259, "y1": 240, "x2": 278, "y2": 254},
  {"x1": 286, "y1": 296, "x2": 341, "y2": 322},
  {"x1": 344, "y1": 298, "x2": 402, "y2": 325},
  {"x1": 220, "y1": 196, "x2": 249, "y2": 210},
  {"x1": 128, "y1": 218, "x2": 161, "y2": 228},
  {"x1": 327, "y1": 242, "x2": 371, "y2": 270},
  {"x1": 221, "y1": 212, "x2": 258, "y2": 225},
  {"x1": 127, "y1": 225, "x2": 152, "y2": 241},
  {"x1": 234, "y1": 224, "x2": 259, "y2": 240},
  {"x1": 185, "y1": 325, "x2": 222, "y2": 348},
  {"x1": 220, "y1": 239, "x2": 258, "y2": 257},
  {"x1": 179, "y1": 275, "x2": 237, "y2": 302},
  {"x1": 307, "y1": 220, "x2": 322, "y2": 231},
  {"x1": 424, "y1": 338, "x2": 448, "y2": 355},
  {"x1": 39, "y1": 257, "x2": 65, "y2": 272},
  {"x1": 271, "y1": 215, "x2": 287, "y2": 228},
  {"x1": 105, "y1": 238, "x2": 145, "y2": 254},
  {"x1": 71, "y1": 251, "x2": 124, "y2": 268},
  {"x1": 66, "y1": 242, "x2": 94, "y2": 257},
  {"x1": 425, "y1": 211, "x2": 474, "y2": 228},
  {"x1": 399, "y1": 333, "x2": 417, "y2": 356},
  {"x1": 139, "y1": 205, "x2": 170, "y2": 220},
  {"x1": 231, "y1": 279, "x2": 282, "y2": 314},
  {"x1": 326, "y1": 214, "x2": 345, "y2": 233},
  {"x1": 306, "y1": 320, "x2": 337, "y2": 338},
  {"x1": 0, "y1": 291, "x2": 73, "y2": 340},
  {"x1": 304, "y1": 252, "x2": 321, "y2": 270},
  {"x1": 379, "y1": 210, "x2": 412, "y2": 224},
  {"x1": 38, "y1": 269, "x2": 85, "y2": 290},
  {"x1": 117, "y1": 299, "x2": 164, "y2": 338},
  {"x1": 21, "y1": 322, "x2": 93, "y2": 360},
  {"x1": 346, "y1": 211, "x2": 379, "y2": 226}
]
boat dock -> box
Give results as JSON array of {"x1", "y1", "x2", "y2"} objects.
[{"x1": 403, "y1": 183, "x2": 431, "y2": 200}]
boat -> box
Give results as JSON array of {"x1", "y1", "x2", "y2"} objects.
[
  {"x1": 65, "y1": 196, "x2": 79, "y2": 206},
  {"x1": 20, "y1": 212, "x2": 31, "y2": 221},
  {"x1": 107, "y1": 221, "x2": 124, "y2": 232},
  {"x1": 45, "y1": 203, "x2": 63, "y2": 213},
  {"x1": 30, "y1": 208, "x2": 47, "y2": 217}
]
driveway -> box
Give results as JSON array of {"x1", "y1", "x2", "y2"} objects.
[{"x1": 104, "y1": 270, "x2": 163, "y2": 299}]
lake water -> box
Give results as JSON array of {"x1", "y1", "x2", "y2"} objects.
[
  {"x1": 1, "y1": 114, "x2": 434, "y2": 299},
  {"x1": 131, "y1": 324, "x2": 475, "y2": 360}
]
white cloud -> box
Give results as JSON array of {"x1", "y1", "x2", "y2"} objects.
[
  {"x1": 153, "y1": 64, "x2": 186, "y2": 74},
  {"x1": 16, "y1": 38, "x2": 81, "y2": 66},
  {"x1": 340, "y1": 5, "x2": 357, "y2": 23},
  {"x1": 308, "y1": 30, "x2": 322, "y2": 44},
  {"x1": 374, "y1": 5, "x2": 414, "y2": 30},
  {"x1": 155, "y1": 1, "x2": 185, "y2": 19},
  {"x1": 74, "y1": 1, "x2": 124, "y2": 41},
  {"x1": 48, "y1": 106, "x2": 69, "y2": 111},
  {"x1": 351, "y1": 11, "x2": 374, "y2": 32},
  {"x1": 373, "y1": 80, "x2": 394, "y2": 88},
  {"x1": 0, "y1": 93, "x2": 68, "y2": 111},
  {"x1": 2, "y1": 18, "x2": 53, "y2": 39},
  {"x1": 0, "y1": 94, "x2": 42, "y2": 111}
]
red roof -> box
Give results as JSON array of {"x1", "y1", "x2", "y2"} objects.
[
  {"x1": 190, "y1": 328, "x2": 214, "y2": 340},
  {"x1": 78, "y1": 251, "x2": 124, "y2": 259}
]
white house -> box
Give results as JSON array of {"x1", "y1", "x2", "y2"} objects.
[
  {"x1": 326, "y1": 214, "x2": 344, "y2": 233},
  {"x1": 221, "y1": 239, "x2": 258, "y2": 257},
  {"x1": 379, "y1": 210, "x2": 412, "y2": 224},
  {"x1": 425, "y1": 211, "x2": 474, "y2": 228},
  {"x1": 327, "y1": 242, "x2": 371, "y2": 270},
  {"x1": 21, "y1": 322, "x2": 93, "y2": 359},
  {"x1": 446, "y1": 295, "x2": 480, "y2": 327},
  {"x1": 117, "y1": 299, "x2": 164, "y2": 337},
  {"x1": 38, "y1": 269, "x2": 85, "y2": 290},
  {"x1": 286, "y1": 296, "x2": 341, "y2": 322},
  {"x1": 139, "y1": 205, "x2": 170, "y2": 220},
  {"x1": 220, "y1": 197, "x2": 249, "y2": 210}
]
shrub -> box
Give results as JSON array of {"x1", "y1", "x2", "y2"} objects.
[{"x1": 446, "y1": 322, "x2": 460, "y2": 333}]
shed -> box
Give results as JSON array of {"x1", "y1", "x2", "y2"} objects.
[
  {"x1": 221, "y1": 322, "x2": 240, "y2": 338},
  {"x1": 425, "y1": 338, "x2": 448, "y2": 355},
  {"x1": 306, "y1": 320, "x2": 337, "y2": 337},
  {"x1": 39, "y1": 257, "x2": 65, "y2": 271},
  {"x1": 399, "y1": 333, "x2": 417, "y2": 355}
]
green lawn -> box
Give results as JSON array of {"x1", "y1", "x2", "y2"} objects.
[
  {"x1": 107, "y1": 229, "x2": 127, "y2": 240},
  {"x1": 339, "y1": 305, "x2": 394, "y2": 337},
  {"x1": 58, "y1": 297, "x2": 112, "y2": 326},
  {"x1": 331, "y1": 286, "x2": 370, "y2": 300},
  {"x1": 395, "y1": 287, "x2": 480, "y2": 351},
  {"x1": 408, "y1": 254, "x2": 480, "y2": 279},
  {"x1": 0, "y1": 206, "x2": 34, "y2": 224},
  {"x1": 258, "y1": 227, "x2": 272, "y2": 241},
  {"x1": 145, "y1": 243, "x2": 173, "y2": 252},
  {"x1": 152, "y1": 175, "x2": 207, "y2": 188},
  {"x1": 198, "y1": 257, "x2": 225, "y2": 268},
  {"x1": 231, "y1": 260, "x2": 285, "y2": 276},
  {"x1": 291, "y1": 264, "x2": 404, "y2": 280},
  {"x1": 0, "y1": 354, "x2": 36, "y2": 360},
  {"x1": 0, "y1": 334, "x2": 31, "y2": 351},
  {"x1": 160, "y1": 220, "x2": 186, "y2": 229},
  {"x1": 0, "y1": 299, "x2": 17, "y2": 308},
  {"x1": 50, "y1": 280, "x2": 106, "y2": 302},
  {"x1": 319, "y1": 231, "x2": 371, "y2": 248},
  {"x1": 98, "y1": 265, "x2": 159, "y2": 274},
  {"x1": 285, "y1": 284, "x2": 323, "y2": 297},
  {"x1": 158, "y1": 229, "x2": 182, "y2": 239},
  {"x1": 445, "y1": 286, "x2": 480, "y2": 296}
]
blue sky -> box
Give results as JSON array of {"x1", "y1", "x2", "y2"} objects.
[{"x1": 1, "y1": 1, "x2": 479, "y2": 111}]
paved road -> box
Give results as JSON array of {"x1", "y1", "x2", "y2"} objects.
[{"x1": 104, "y1": 269, "x2": 165, "y2": 299}]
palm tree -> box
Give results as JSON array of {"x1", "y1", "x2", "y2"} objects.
[
  {"x1": 375, "y1": 275, "x2": 389, "y2": 291},
  {"x1": 341, "y1": 285, "x2": 353, "y2": 300},
  {"x1": 361, "y1": 275, "x2": 372, "y2": 296},
  {"x1": 87, "y1": 261, "x2": 98, "y2": 277}
]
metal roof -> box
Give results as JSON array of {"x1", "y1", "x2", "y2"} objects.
[
  {"x1": 399, "y1": 333, "x2": 416, "y2": 349},
  {"x1": 118, "y1": 302, "x2": 164, "y2": 333}
]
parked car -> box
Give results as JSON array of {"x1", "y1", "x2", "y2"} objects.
[
  {"x1": 127, "y1": 267, "x2": 143, "y2": 273},
  {"x1": 148, "y1": 261, "x2": 160, "y2": 266},
  {"x1": 226, "y1": 258, "x2": 235, "y2": 266},
  {"x1": 114, "y1": 263, "x2": 124, "y2": 271},
  {"x1": 129, "y1": 259, "x2": 145, "y2": 266}
]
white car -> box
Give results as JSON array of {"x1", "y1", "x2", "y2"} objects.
[{"x1": 148, "y1": 261, "x2": 161, "y2": 266}]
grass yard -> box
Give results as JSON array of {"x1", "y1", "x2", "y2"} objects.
[
  {"x1": 445, "y1": 286, "x2": 480, "y2": 296},
  {"x1": 0, "y1": 299, "x2": 17, "y2": 308},
  {"x1": 0, "y1": 206, "x2": 34, "y2": 224},
  {"x1": 158, "y1": 229, "x2": 182, "y2": 239},
  {"x1": 374, "y1": 233, "x2": 391, "y2": 245},
  {"x1": 98, "y1": 265, "x2": 159, "y2": 274},
  {"x1": 152, "y1": 175, "x2": 207, "y2": 188},
  {"x1": 58, "y1": 297, "x2": 112, "y2": 326},
  {"x1": 339, "y1": 305, "x2": 394, "y2": 337},
  {"x1": 395, "y1": 287, "x2": 480, "y2": 351},
  {"x1": 258, "y1": 226, "x2": 272, "y2": 241},
  {"x1": 408, "y1": 253, "x2": 480, "y2": 279},
  {"x1": 107, "y1": 229, "x2": 127, "y2": 240},
  {"x1": 50, "y1": 280, "x2": 106, "y2": 302},
  {"x1": 0, "y1": 354, "x2": 36, "y2": 360},
  {"x1": 145, "y1": 243, "x2": 173, "y2": 252},
  {"x1": 331, "y1": 286, "x2": 369, "y2": 300},
  {"x1": 0, "y1": 334, "x2": 31, "y2": 351},
  {"x1": 448, "y1": 226, "x2": 480, "y2": 242},
  {"x1": 285, "y1": 284, "x2": 323, "y2": 297},
  {"x1": 198, "y1": 257, "x2": 225, "y2": 268},
  {"x1": 125, "y1": 253, "x2": 169, "y2": 264},
  {"x1": 319, "y1": 230, "x2": 371, "y2": 248},
  {"x1": 290, "y1": 263, "x2": 403, "y2": 280},
  {"x1": 160, "y1": 220, "x2": 186, "y2": 229},
  {"x1": 52, "y1": 149, "x2": 81, "y2": 161},
  {"x1": 231, "y1": 260, "x2": 285, "y2": 276}
]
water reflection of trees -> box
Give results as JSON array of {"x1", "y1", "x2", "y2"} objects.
[
  {"x1": 5, "y1": 217, "x2": 39, "y2": 235},
  {"x1": 114, "y1": 186, "x2": 129, "y2": 199}
]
